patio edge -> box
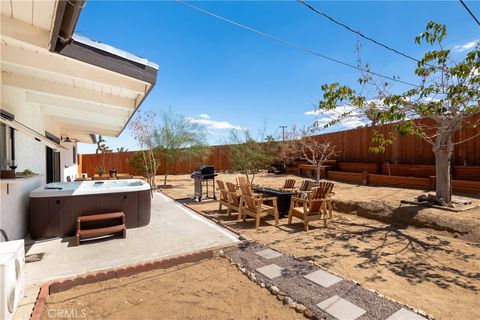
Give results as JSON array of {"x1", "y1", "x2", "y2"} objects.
[{"x1": 158, "y1": 190, "x2": 254, "y2": 241}]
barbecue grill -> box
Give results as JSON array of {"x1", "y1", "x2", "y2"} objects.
[{"x1": 191, "y1": 165, "x2": 218, "y2": 201}]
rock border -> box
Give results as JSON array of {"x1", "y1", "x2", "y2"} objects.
[
  {"x1": 220, "y1": 243, "x2": 435, "y2": 320},
  {"x1": 219, "y1": 248, "x2": 316, "y2": 319},
  {"x1": 162, "y1": 191, "x2": 437, "y2": 319}
]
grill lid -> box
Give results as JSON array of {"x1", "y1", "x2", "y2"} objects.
[{"x1": 194, "y1": 165, "x2": 214, "y2": 175}]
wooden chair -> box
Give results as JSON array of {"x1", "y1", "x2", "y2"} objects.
[
  {"x1": 288, "y1": 187, "x2": 330, "y2": 231},
  {"x1": 239, "y1": 183, "x2": 279, "y2": 229},
  {"x1": 281, "y1": 179, "x2": 296, "y2": 190},
  {"x1": 225, "y1": 182, "x2": 242, "y2": 217},
  {"x1": 216, "y1": 180, "x2": 226, "y2": 192},
  {"x1": 298, "y1": 180, "x2": 314, "y2": 194},
  {"x1": 236, "y1": 176, "x2": 249, "y2": 187},
  {"x1": 292, "y1": 180, "x2": 315, "y2": 206},
  {"x1": 216, "y1": 180, "x2": 230, "y2": 214},
  {"x1": 317, "y1": 181, "x2": 335, "y2": 218}
]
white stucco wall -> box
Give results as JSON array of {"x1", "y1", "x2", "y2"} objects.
[
  {"x1": 0, "y1": 175, "x2": 43, "y2": 241},
  {"x1": 2, "y1": 87, "x2": 47, "y2": 176},
  {"x1": 1, "y1": 86, "x2": 78, "y2": 181},
  {"x1": 1, "y1": 87, "x2": 79, "y2": 241},
  {"x1": 60, "y1": 141, "x2": 78, "y2": 181}
]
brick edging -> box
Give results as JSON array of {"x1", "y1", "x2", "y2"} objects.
[{"x1": 29, "y1": 249, "x2": 214, "y2": 320}]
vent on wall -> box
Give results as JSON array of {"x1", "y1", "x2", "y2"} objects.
[{"x1": 0, "y1": 110, "x2": 15, "y2": 121}]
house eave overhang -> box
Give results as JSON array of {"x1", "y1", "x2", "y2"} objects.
[{"x1": 1, "y1": 0, "x2": 158, "y2": 143}]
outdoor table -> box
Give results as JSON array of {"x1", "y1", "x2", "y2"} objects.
[{"x1": 252, "y1": 186, "x2": 294, "y2": 217}]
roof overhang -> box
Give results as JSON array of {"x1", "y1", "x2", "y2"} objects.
[{"x1": 0, "y1": 0, "x2": 158, "y2": 143}]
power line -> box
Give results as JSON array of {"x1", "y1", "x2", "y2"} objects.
[
  {"x1": 175, "y1": 0, "x2": 418, "y2": 87},
  {"x1": 297, "y1": 0, "x2": 421, "y2": 63},
  {"x1": 459, "y1": 0, "x2": 480, "y2": 27}
]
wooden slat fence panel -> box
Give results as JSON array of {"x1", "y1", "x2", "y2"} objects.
[{"x1": 78, "y1": 116, "x2": 479, "y2": 178}]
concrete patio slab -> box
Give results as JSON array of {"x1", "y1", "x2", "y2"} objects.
[
  {"x1": 304, "y1": 269, "x2": 342, "y2": 288},
  {"x1": 317, "y1": 295, "x2": 366, "y2": 320},
  {"x1": 255, "y1": 264, "x2": 286, "y2": 279},
  {"x1": 386, "y1": 308, "x2": 427, "y2": 320},
  {"x1": 23, "y1": 192, "x2": 239, "y2": 285},
  {"x1": 254, "y1": 248, "x2": 283, "y2": 260}
]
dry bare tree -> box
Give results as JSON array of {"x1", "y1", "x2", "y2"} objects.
[
  {"x1": 129, "y1": 110, "x2": 161, "y2": 189},
  {"x1": 281, "y1": 127, "x2": 338, "y2": 184}
]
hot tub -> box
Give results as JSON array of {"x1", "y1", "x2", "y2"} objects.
[{"x1": 29, "y1": 179, "x2": 151, "y2": 239}]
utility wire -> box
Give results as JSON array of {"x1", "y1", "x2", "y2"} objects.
[
  {"x1": 176, "y1": 0, "x2": 418, "y2": 87},
  {"x1": 297, "y1": 0, "x2": 421, "y2": 63},
  {"x1": 459, "y1": 0, "x2": 480, "y2": 27}
]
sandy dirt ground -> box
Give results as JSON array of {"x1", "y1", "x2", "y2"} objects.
[
  {"x1": 160, "y1": 173, "x2": 480, "y2": 241},
  {"x1": 42, "y1": 257, "x2": 304, "y2": 320},
  {"x1": 160, "y1": 173, "x2": 480, "y2": 320}
]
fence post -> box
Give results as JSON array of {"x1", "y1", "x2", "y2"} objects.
[
  {"x1": 362, "y1": 171, "x2": 369, "y2": 185},
  {"x1": 376, "y1": 162, "x2": 382, "y2": 174},
  {"x1": 429, "y1": 176, "x2": 436, "y2": 190}
]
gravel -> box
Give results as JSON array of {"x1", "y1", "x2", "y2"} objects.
[{"x1": 226, "y1": 241, "x2": 411, "y2": 320}]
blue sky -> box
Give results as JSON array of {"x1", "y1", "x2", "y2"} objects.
[{"x1": 76, "y1": 0, "x2": 479, "y2": 153}]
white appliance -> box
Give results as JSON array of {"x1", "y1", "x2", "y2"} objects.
[{"x1": 0, "y1": 240, "x2": 26, "y2": 320}]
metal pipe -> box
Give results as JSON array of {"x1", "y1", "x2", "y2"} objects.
[{"x1": 10, "y1": 127, "x2": 15, "y2": 161}]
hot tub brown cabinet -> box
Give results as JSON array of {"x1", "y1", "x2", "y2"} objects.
[{"x1": 29, "y1": 180, "x2": 151, "y2": 239}]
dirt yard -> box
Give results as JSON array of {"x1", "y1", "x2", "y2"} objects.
[
  {"x1": 160, "y1": 173, "x2": 480, "y2": 320},
  {"x1": 159, "y1": 173, "x2": 480, "y2": 241},
  {"x1": 42, "y1": 257, "x2": 304, "y2": 320}
]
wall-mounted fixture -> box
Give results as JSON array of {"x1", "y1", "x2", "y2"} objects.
[{"x1": 61, "y1": 135, "x2": 73, "y2": 143}]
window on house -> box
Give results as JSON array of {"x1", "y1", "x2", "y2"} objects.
[{"x1": 0, "y1": 124, "x2": 6, "y2": 170}]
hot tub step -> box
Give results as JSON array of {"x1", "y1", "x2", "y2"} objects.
[
  {"x1": 76, "y1": 212, "x2": 126, "y2": 246},
  {"x1": 77, "y1": 212, "x2": 125, "y2": 222},
  {"x1": 76, "y1": 224, "x2": 126, "y2": 245}
]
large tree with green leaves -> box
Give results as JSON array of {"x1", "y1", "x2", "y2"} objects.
[
  {"x1": 154, "y1": 109, "x2": 209, "y2": 186},
  {"x1": 317, "y1": 22, "x2": 479, "y2": 204}
]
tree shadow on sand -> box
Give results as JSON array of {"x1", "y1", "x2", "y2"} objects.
[
  {"x1": 193, "y1": 201, "x2": 480, "y2": 293},
  {"x1": 281, "y1": 216, "x2": 480, "y2": 292}
]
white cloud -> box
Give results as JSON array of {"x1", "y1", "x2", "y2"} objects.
[
  {"x1": 305, "y1": 105, "x2": 369, "y2": 129},
  {"x1": 453, "y1": 40, "x2": 479, "y2": 52},
  {"x1": 188, "y1": 115, "x2": 243, "y2": 130}
]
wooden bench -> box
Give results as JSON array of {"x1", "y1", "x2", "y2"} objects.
[
  {"x1": 76, "y1": 212, "x2": 126, "y2": 246},
  {"x1": 297, "y1": 164, "x2": 333, "y2": 179}
]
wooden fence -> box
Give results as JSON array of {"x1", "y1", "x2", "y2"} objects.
[
  {"x1": 314, "y1": 117, "x2": 480, "y2": 166},
  {"x1": 78, "y1": 145, "x2": 232, "y2": 177},
  {"x1": 78, "y1": 118, "x2": 480, "y2": 178}
]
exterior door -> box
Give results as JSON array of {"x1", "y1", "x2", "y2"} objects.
[{"x1": 45, "y1": 132, "x2": 60, "y2": 183}]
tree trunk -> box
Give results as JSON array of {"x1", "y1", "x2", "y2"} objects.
[
  {"x1": 433, "y1": 129, "x2": 454, "y2": 203},
  {"x1": 149, "y1": 150, "x2": 157, "y2": 189},
  {"x1": 164, "y1": 166, "x2": 169, "y2": 186},
  {"x1": 316, "y1": 166, "x2": 321, "y2": 185},
  {"x1": 434, "y1": 150, "x2": 451, "y2": 203}
]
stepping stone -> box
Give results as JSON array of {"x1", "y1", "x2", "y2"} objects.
[
  {"x1": 386, "y1": 308, "x2": 427, "y2": 320},
  {"x1": 304, "y1": 269, "x2": 342, "y2": 287},
  {"x1": 255, "y1": 264, "x2": 286, "y2": 279},
  {"x1": 317, "y1": 295, "x2": 366, "y2": 320},
  {"x1": 254, "y1": 249, "x2": 283, "y2": 260}
]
